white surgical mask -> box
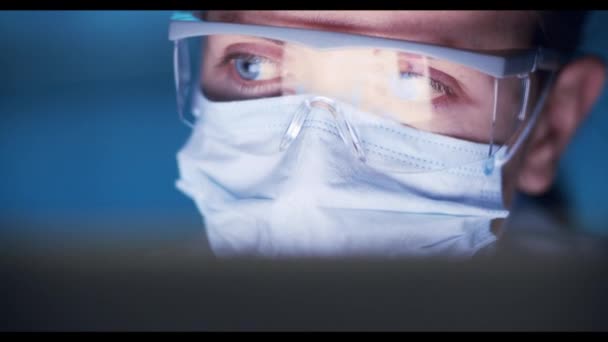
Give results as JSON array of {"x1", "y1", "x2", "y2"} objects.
[{"x1": 176, "y1": 93, "x2": 509, "y2": 258}]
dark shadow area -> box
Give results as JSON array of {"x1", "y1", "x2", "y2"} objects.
[{"x1": 2, "y1": 245, "x2": 608, "y2": 331}]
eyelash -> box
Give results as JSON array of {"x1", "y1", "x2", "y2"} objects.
[
  {"x1": 401, "y1": 71, "x2": 453, "y2": 94},
  {"x1": 222, "y1": 53, "x2": 276, "y2": 69},
  {"x1": 399, "y1": 72, "x2": 454, "y2": 96},
  {"x1": 220, "y1": 52, "x2": 283, "y2": 96}
]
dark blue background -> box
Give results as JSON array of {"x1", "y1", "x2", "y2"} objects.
[{"x1": 1, "y1": 10, "x2": 607, "y2": 246}]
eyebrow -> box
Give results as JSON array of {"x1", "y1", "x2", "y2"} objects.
[
  {"x1": 270, "y1": 12, "x2": 372, "y2": 32},
  {"x1": 260, "y1": 37, "x2": 285, "y2": 46},
  {"x1": 203, "y1": 11, "x2": 536, "y2": 51},
  {"x1": 208, "y1": 11, "x2": 462, "y2": 49}
]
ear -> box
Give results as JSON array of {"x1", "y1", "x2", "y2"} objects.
[{"x1": 517, "y1": 56, "x2": 606, "y2": 195}]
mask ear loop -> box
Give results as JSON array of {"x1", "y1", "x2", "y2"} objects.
[{"x1": 491, "y1": 71, "x2": 557, "y2": 171}]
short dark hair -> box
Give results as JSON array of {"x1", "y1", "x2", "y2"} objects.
[{"x1": 535, "y1": 11, "x2": 588, "y2": 51}]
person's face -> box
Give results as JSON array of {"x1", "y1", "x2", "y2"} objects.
[{"x1": 201, "y1": 11, "x2": 606, "y2": 208}]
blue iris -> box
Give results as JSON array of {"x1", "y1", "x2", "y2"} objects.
[{"x1": 234, "y1": 57, "x2": 262, "y2": 80}]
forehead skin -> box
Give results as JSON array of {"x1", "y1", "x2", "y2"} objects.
[{"x1": 205, "y1": 10, "x2": 539, "y2": 51}]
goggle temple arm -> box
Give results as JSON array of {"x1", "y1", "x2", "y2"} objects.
[
  {"x1": 492, "y1": 71, "x2": 558, "y2": 170},
  {"x1": 174, "y1": 40, "x2": 196, "y2": 128}
]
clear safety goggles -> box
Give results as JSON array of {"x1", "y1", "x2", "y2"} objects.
[{"x1": 169, "y1": 11, "x2": 567, "y2": 173}]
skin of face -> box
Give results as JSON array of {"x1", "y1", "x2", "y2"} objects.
[
  {"x1": 202, "y1": 11, "x2": 606, "y2": 235},
  {"x1": 202, "y1": 34, "x2": 502, "y2": 142}
]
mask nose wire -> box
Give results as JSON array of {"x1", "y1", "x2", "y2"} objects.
[{"x1": 279, "y1": 96, "x2": 366, "y2": 162}]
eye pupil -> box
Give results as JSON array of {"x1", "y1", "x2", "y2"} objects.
[{"x1": 235, "y1": 57, "x2": 261, "y2": 80}]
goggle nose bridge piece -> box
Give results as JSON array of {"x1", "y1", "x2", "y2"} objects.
[{"x1": 279, "y1": 96, "x2": 366, "y2": 162}]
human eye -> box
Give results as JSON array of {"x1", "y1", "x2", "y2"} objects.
[
  {"x1": 230, "y1": 53, "x2": 281, "y2": 81},
  {"x1": 210, "y1": 41, "x2": 284, "y2": 100},
  {"x1": 394, "y1": 55, "x2": 466, "y2": 109},
  {"x1": 397, "y1": 71, "x2": 453, "y2": 100}
]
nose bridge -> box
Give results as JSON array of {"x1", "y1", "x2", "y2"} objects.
[
  {"x1": 284, "y1": 46, "x2": 359, "y2": 97},
  {"x1": 280, "y1": 96, "x2": 366, "y2": 163},
  {"x1": 285, "y1": 98, "x2": 344, "y2": 177},
  {"x1": 273, "y1": 97, "x2": 355, "y2": 198}
]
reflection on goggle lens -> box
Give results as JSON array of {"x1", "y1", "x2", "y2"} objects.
[{"x1": 177, "y1": 34, "x2": 540, "y2": 150}]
